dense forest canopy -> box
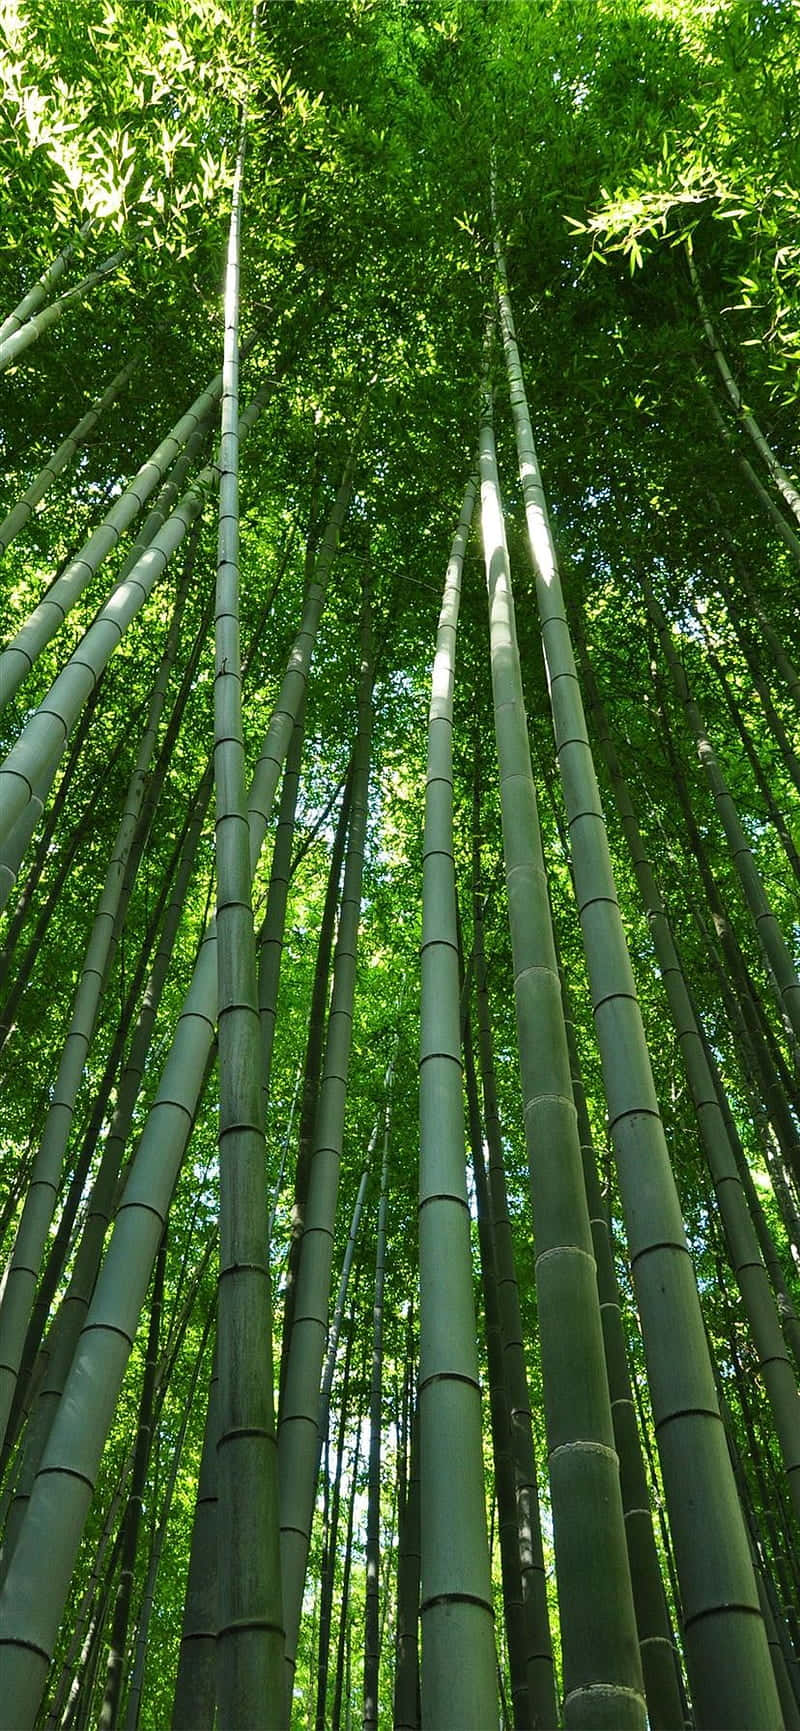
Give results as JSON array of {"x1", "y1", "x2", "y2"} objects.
[{"x1": 0, "y1": 1, "x2": 799, "y2": 1727}]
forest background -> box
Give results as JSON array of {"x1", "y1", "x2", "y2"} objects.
[{"x1": 0, "y1": 0, "x2": 799, "y2": 1727}]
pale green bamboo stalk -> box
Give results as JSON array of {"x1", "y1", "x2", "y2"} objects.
[
  {"x1": 710, "y1": 532, "x2": 800, "y2": 715},
  {"x1": 494, "y1": 233, "x2": 781, "y2": 1728},
  {"x1": 2, "y1": 761, "x2": 215, "y2": 1554},
  {"x1": 123, "y1": 1312, "x2": 213, "y2": 1731},
  {"x1": 277, "y1": 587, "x2": 375, "y2": 1706},
  {"x1": 172, "y1": 1347, "x2": 219, "y2": 1731},
  {"x1": 316, "y1": 1140, "x2": 371, "y2": 1471},
  {"x1": 0, "y1": 568, "x2": 192, "y2": 1455},
  {"x1": 363, "y1": 1101, "x2": 390, "y2": 1731},
  {"x1": 582, "y1": 633, "x2": 800, "y2": 1520},
  {"x1": 0, "y1": 743, "x2": 62, "y2": 916},
  {"x1": 258, "y1": 698, "x2": 307, "y2": 1105},
  {"x1": 0, "y1": 361, "x2": 136, "y2": 554},
  {"x1": 480, "y1": 376, "x2": 644, "y2": 1730},
  {"x1": 471, "y1": 784, "x2": 557, "y2": 1730},
  {"x1": 462, "y1": 1014, "x2": 530, "y2": 1730},
  {"x1": 647, "y1": 583, "x2": 800, "y2": 1046},
  {"x1": 0, "y1": 221, "x2": 93, "y2": 344},
  {"x1": 0, "y1": 249, "x2": 124, "y2": 375},
  {"x1": 414, "y1": 475, "x2": 498, "y2": 1729},
  {"x1": 213, "y1": 121, "x2": 285, "y2": 1726},
  {"x1": 0, "y1": 380, "x2": 273, "y2": 851},
  {"x1": 0, "y1": 364, "x2": 223, "y2": 710},
  {"x1": 0, "y1": 435, "x2": 359, "y2": 1727},
  {"x1": 97, "y1": 1231, "x2": 166, "y2": 1731},
  {"x1": 687, "y1": 247, "x2": 800, "y2": 528},
  {"x1": 558, "y1": 960, "x2": 687, "y2": 1731},
  {"x1": 700, "y1": 388, "x2": 800, "y2": 570}
]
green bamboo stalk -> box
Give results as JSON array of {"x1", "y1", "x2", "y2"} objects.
[
  {"x1": 97, "y1": 1231, "x2": 167, "y2": 1731},
  {"x1": 0, "y1": 432, "x2": 360, "y2": 1724},
  {"x1": 0, "y1": 220, "x2": 92, "y2": 344},
  {"x1": 258, "y1": 698, "x2": 307, "y2": 1105},
  {"x1": 315, "y1": 1319, "x2": 354, "y2": 1731},
  {"x1": 699, "y1": 384, "x2": 800, "y2": 570},
  {"x1": 581, "y1": 632, "x2": 800, "y2": 1522},
  {"x1": 393, "y1": 1359, "x2": 421, "y2": 1731},
  {"x1": 277, "y1": 583, "x2": 374, "y2": 1703},
  {"x1": 687, "y1": 247, "x2": 800, "y2": 528},
  {"x1": 495, "y1": 233, "x2": 781, "y2": 1728},
  {"x1": 0, "y1": 362, "x2": 224, "y2": 712},
  {"x1": 0, "y1": 378, "x2": 275, "y2": 855},
  {"x1": 648, "y1": 583, "x2": 800, "y2": 1045},
  {"x1": 170, "y1": 1342, "x2": 219, "y2": 1731},
  {"x1": 480, "y1": 367, "x2": 644, "y2": 1729},
  {"x1": 278, "y1": 764, "x2": 353, "y2": 1415},
  {"x1": 709, "y1": 528, "x2": 800, "y2": 715},
  {"x1": 0, "y1": 671, "x2": 108, "y2": 1006},
  {"x1": 414, "y1": 474, "x2": 498, "y2": 1728},
  {"x1": 0, "y1": 248, "x2": 125, "y2": 375},
  {"x1": 123, "y1": 1311, "x2": 213, "y2": 1731},
  {"x1": 687, "y1": 978, "x2": 800, "y2": 1372},
  {"x1": 213, "y1": 119, "x2": 285, "y2": 1724},
  {"x1": 332, "y1": 1426, "x2": 363, "y2": 1731},
  {"x1": 0, "y1": 361, "x2": 135, "y2": 554},
  {"x1": 363, "y1": 1102, "x2": 390, "y2": 1731},
  {"x1": 463, "y1": 1013, "x2": 530, "y2": 1730},
  {"x1": 472, "y1": 776, "x2": 557, "y2": 1729},
  {"x1": 732, "y1": 624, "x2": 800, "y2": 801},
  {"x1": 0, "y1": 742, "x2": 62, "y2": 917},
  {"x1": 698, "y1": 626, "x2": 800, "y2": 889},
  {"x1": 0, "y1": 567, "x2": 192, "y2": 1455},
  {"x1": 0, "y1": 812, "x2": 213, "y2": 1578},
  {"x1": 316, "y1": 1144, "x2": 371, "y2": 1473},
  {"x1": 5, "y1": 773, "x2": 201, "y2": 1458},
  {"x1": 658, "y1": 703, "x2": 800, "y2": 1192}
]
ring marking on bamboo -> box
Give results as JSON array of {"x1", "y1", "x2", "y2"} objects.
[
  {"x1": 564, "y1": 1682, "x2": 647, "y2": 1709},
  {"x1": 418, "y1": 1191, "x2": 469, "y2": 1214},
  {"x1": 652, "y1": 1404, "x2": 722, "y2": 1434},
  {"x1": 217, "y1": 1427, "x2": 277, "y2": 1444},
  {"x1": 534, "y1": 1243, "x2": 595, "y2": 1271},
  {"x1": 417, "y1": 1369, "x2": 482, "y2": 1395},
  {"x1": 548, "y1": 1439, "x2": 618, "y2": 1466},
  {"x1": 420, "y1": 1591, "x2": 495, "y2": 1617},
  {"x1": 606, "y1": 1101, "x2": 663, "y2": 1132},
  {"x1": 217, "y1": 1618, "x2": 285, "y2": 1637},
  {"x1": 683, "y1": 1601, "x2": 764, "y2": 1630}
]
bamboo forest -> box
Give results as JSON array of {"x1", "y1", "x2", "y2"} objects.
[{"x1": 2, "y1": 0, "x2": 800, "y2": 1726}]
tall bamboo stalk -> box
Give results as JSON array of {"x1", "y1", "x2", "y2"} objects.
[
  {"x1": 0, "y1": 568, "x2": 193, "y2": 1453},
  {"x1": 0, "y1": 249, "x2": 124, "y2": 375},
  {"x1": 212, "y1": 116, "x2": 285, "y2": 1727},
  {"x1": 123, "y1": 1311, "x2": 212, "y2": 1731},
  {"x1": 0, "y1": 220, "x2": 92, "y2": 343},
  {"x1": 647, "y1": 583, "x2": 800, "y2": 1046},
  {"x1": 416, "y1": 475, "x2": 498, "y2": 1728},
  {"x1": 97, "y1": 1230, "x2": 166, "y2": 1731},
  {"x1": 278, "y1": 583, "x2": 374, "y2": 1701},
  {"x1": 0, "y1": 361, "x2": 135, "y2": 554},
  {"x1": 463, "y1": 1013, "x2": 530, "y2": 1730},
  {"x1": 0, "y1": 378, "x2": 275, "y2": 850},
  {"x1": 0, "y1": 436, "x2": 359, "y2": 1725},
  {"x1": 686, "y1": 247, "x2": 800, "y2": 529},
  {"x1": 494, "y1": 231, "x2": 781, "y2": 1727},
  {"x1": 0, "y1": 366, "x2": 223, "y2": 709},
  {"x1": 172, "y1": 1348, "x2": 219, "y2": 1731},
  {"x1": 580, "y1": 629, "x2": 800, "y2": 1521},
  {"x1": 471, "y1": 773, "x2": 557, "y2": 1728},
  {"x1": 363, "y1": 1102, "x2": 390, "y2": 1731},
  {"x1": 480, "y1": 365, "x2": 644, "y2": 1728}
]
